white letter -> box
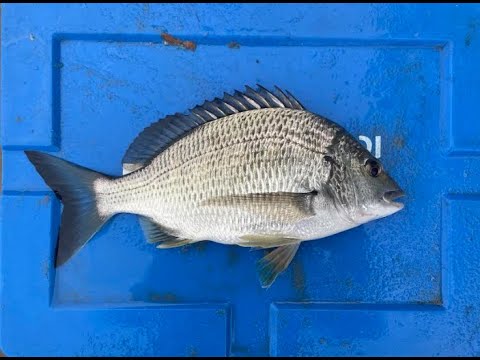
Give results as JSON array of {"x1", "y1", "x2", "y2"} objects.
[
  {"x1": 375, "y1": 136, "x2": 381, "y2": 158},
  {"x1": 358, "y1": 135, "x2": 372, "y2": 153}
]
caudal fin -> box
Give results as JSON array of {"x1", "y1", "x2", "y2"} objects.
[{"x1": 25, "y1": 151, "x2": 115, "y2": 267}]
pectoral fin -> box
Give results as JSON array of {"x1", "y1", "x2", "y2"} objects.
[
  {"x1": 257, "y1": 243, "x2": 301, "y2": 288},
  {"x1": 156, "y1": 239, "x2": 193, "y2": 249},
  {"x1": 239, "y1": 234, "x2": 300, "y2": 248},
  {"x1": 202, "y1": 192, "x2": 316, "y2": 224}
]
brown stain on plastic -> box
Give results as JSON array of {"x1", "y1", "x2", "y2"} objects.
[
  {"x1": 193, "y1": 241, "x2": 207, "y2": 253},
  {"x1": 344, "y1": 277, "x2": 353, "y2": 289},
  {"x1": 38, "y1": 195, "x2": 50, "y2": 207},
  {"x1": 188, "y1": 346, "x2": 198, "y2": 357},
  {"x1": 430, "y1": 293, "x2": 443, "y2": 306},
  {"x1": 414, "y1": 293, "x2": 443, "y2": 306},
  {"x1": 465, "y1": 20, "x2": 478, "y2": 47},
  {"x1": 227, "y1": 247, "x2": 239, "y2": 266},
  {"x1": 393, "y1": 135, "x2": 405, "y2": 149},
  {"x1": 403, "y1": 62, "x2": 421, "y2": 74},
  {"x1": 68, "y1": 290, "x2": 87, "y2": 304},
  {"x1": 231, "y1": 344, "x2": 249, "y2": 354},
  {"x1": 149, "y1": 292, "x2": 178, "y2": 303},
  {"x1": 227, "y1": 41, "x2": 240, "y2": 49},
  {"x1": 464, "y1": 305, "x2": 474, "y2": 317},
  {"x1": 292, "y1": 260, "x2": 306, "y2": 298},
  {"x1": 161, "y1": 32, "x2": 197, "y2": 51},
  {"x1": 216, "y1": 308, "x2": 226, "y2": 317},
  {"x1": 42, "y1": 260, "x2": 49, "y2": 279}
]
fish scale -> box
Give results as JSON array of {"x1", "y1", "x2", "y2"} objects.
[
  {"x1": 24, "y1": 85, "x2": 404, "y2": 288},
  {"x1": 98, "y1": 109, "x2": 332, "y2": 235}
]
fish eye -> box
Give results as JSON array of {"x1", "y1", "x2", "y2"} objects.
[{"x1": 365, "y1": 159, "x2": 381, "y2": 177}]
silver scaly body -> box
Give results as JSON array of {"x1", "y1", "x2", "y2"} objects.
[{"x1": 95, "y1": 108, "x2": 352, "y2": 246}]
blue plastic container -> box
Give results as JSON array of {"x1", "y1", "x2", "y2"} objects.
[{"x1": 2, "y1": 3, "x2": 480, "y2": 356}]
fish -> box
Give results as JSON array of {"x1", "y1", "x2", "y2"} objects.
[{"x1": 25, "y1": 85, "x2": 405, "y2": 288}]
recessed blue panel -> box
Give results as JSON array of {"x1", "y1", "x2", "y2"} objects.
[{"x1": 2, "y1": 3, "x2": 480, "y2": 356}]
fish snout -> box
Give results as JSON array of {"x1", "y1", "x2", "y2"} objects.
[{"x1": 382, "y1": 189, "x2": 405, "y2": 209}]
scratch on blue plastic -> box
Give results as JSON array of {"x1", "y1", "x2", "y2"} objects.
[{"x1": 2, "y1": 3, "x2": 480, "y2": 357}]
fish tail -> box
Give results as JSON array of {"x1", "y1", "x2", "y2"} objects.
[{"x1": 25, "y1": 150, "x2": 115, "y2": 267}]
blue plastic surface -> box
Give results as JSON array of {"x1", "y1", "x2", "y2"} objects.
[{"x1": 2, "y1": 3, "x2": 480, "y2": 356}]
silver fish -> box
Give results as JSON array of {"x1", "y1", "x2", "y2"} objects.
[{"x1": 25, "y1": 85, "x2": 405, "y2": 288}]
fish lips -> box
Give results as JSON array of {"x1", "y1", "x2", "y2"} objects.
[{"x1": 383, "y1": 189, "x2": 405, "y2": 210}]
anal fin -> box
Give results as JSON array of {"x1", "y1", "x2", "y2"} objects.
[{"x1": 138, "y1": 216, "x2": 192, "y2": 248}]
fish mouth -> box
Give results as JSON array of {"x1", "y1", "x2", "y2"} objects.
[{"x1": 383, "y1": 189, "x2": 405, "y2": 209}]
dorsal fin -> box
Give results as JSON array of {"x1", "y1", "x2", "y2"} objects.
[{"x1": 121, "y1": 85, "x2": 305, "y2": 174}]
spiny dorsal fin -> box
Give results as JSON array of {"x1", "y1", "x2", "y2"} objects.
[{"x1": 122, "y1": 85, "x2": 306, "y2": 174}]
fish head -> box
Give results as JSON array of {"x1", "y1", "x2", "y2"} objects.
[
  {"x1": 326, "y1": 132, "x2": 405, "y2": 224},
  {"x1": 350, "y1": 155, "x2": 405, "y2": 223}
]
